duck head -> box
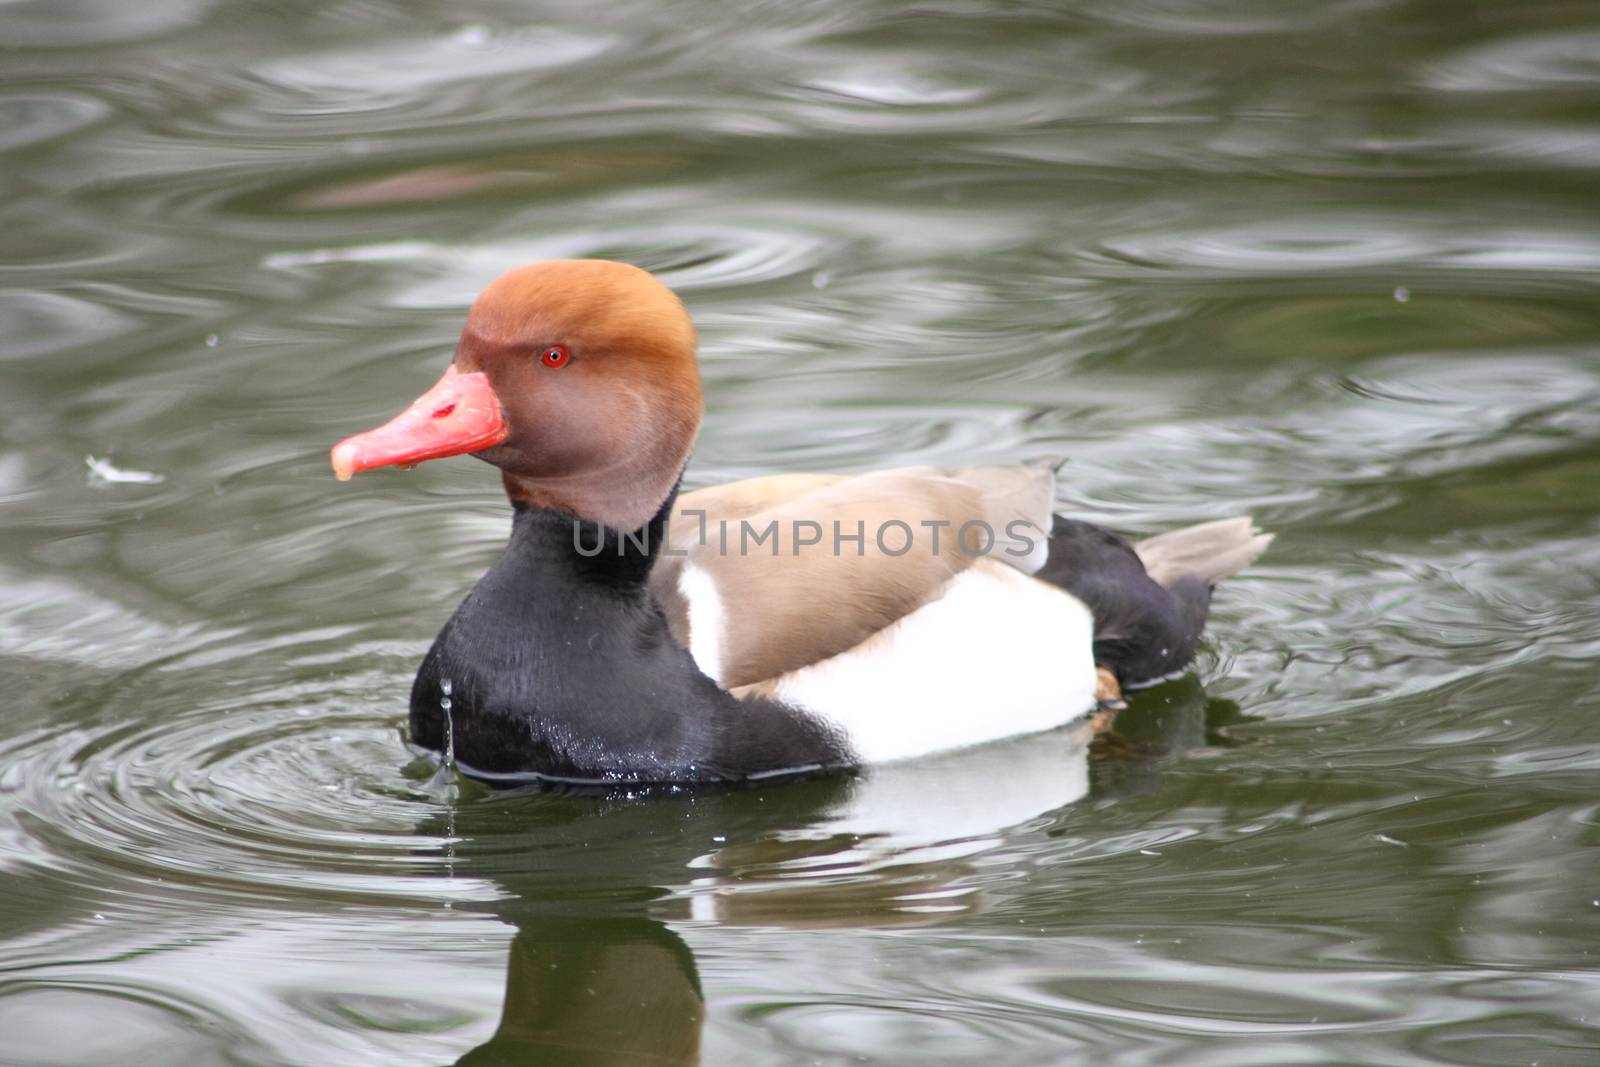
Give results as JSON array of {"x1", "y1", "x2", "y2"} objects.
[{"x1": 330, "y1": 260, "x2": 702, "y2": 531}]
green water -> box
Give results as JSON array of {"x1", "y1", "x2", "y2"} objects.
[{"x1": 3, "y1": 1, "x2": 1599, "y2": 1063}]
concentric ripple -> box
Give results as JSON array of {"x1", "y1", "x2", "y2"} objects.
[{"x1": 0, "y1": 678, "x2": 493, "y2": 905}]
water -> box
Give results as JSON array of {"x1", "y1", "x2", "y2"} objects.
[{"x1": 3, "y1": 0, "x2": 1599, "y2": 1062}]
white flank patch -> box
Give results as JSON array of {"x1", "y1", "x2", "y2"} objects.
[
  {"x1": 678, "y1": 563, "x2": 726, "y2": 685},
  {"x1": 769, "y1": 559, "x2": 1098, "y2": 763}
]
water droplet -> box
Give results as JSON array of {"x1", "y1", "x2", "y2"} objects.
[
  {"x1": 438, "y1": 679, "x2": 457, "y2": 774},
  {"x1": 204, "y1": 333, "x2": 219, "y2": 347},
  {"x1": 1393, "y1": 286, "x2": 1410, "y2": 302}
]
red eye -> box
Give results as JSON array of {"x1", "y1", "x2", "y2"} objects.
[{"x1": 541, "y1": 345, "x2": 570, "y2": 368}]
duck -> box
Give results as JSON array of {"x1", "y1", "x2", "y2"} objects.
[{"x1": 329, "y1": 259, "x2": 1271, "y2": 787}]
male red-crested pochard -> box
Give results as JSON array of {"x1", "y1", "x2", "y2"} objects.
[{"x1": 330, "y1": 260, "x2": 1270, "y2": 786}]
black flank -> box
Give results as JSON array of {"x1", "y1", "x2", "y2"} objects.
[
  {"x1": 410, "y1": 488, "x2": 855, "y2": 786},
  {"x1": 1035, "y1": 515, "x2": 1211, "y2": 687}
]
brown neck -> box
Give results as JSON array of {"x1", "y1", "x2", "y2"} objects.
[{"x1": 500, "y1": 456, "x2": 682, "y2": 533}]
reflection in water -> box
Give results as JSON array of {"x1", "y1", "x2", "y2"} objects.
[
  {"x1": 459, "y1": 921, "x2": 703, "y2": 1067},
  {"x1": 441, "y1": 685, "x2": 1218, "y2": 1064}
]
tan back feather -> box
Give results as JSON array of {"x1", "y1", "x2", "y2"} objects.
[
  {"x1": 1133, "y1": 517, "x2": 1274, "y2": 588},
  {"x1": 651, "y1": 463, "x2": 1057, "y2": 687}
]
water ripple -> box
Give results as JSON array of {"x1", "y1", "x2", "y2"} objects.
[
  {"x1": 251, "y1": 25, "x2": 615, "y2": 101},
  {"x1": 0, "y1": 689, "x2": 483, "y2": 904},
  {"x1": 0, "y1": 0, "x2": 220, "y2": 47},
  {"x1": 0, "y1": 290, "x2": 134, "y2": 362},
  {"x1": 266, "y1": 222, "x2": 844, "y2": 307},
  {"x1": 0, "y1": 91, "x2": 109, "y2": 152},
  {"x1": 1425, "y1": 28, "x2": 1600, "y2": 92},
  {"x1": 1095, "y1": 217, "x2": 1600, "y2": 278}
]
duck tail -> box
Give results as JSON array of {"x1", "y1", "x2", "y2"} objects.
[{"x1": 1134, "y1": 517, "x2": 1273, "y2": 589}]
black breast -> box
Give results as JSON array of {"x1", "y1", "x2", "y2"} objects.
[{"x1": 409, "y1": 501, "x2": 853, "y2": 786}]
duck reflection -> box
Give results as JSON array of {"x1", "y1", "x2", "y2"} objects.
[
  {"x1": 453, "y1": 918, "x2": 703, "y2": 1067},
  {"x1": 435, "y1": 678, "x2": 1236, "y2": 1065}
]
